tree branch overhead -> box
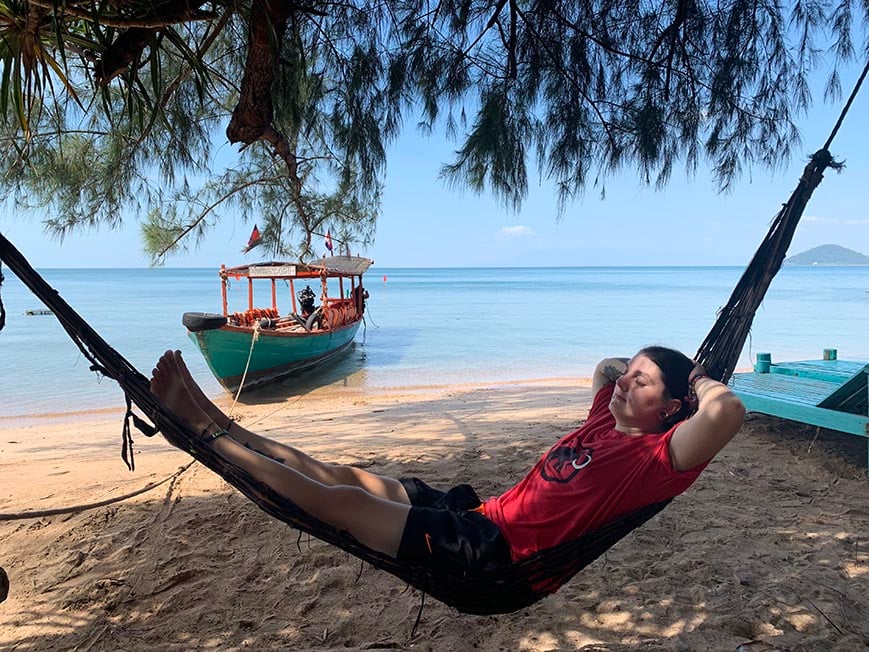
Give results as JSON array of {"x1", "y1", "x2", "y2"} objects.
[{"x1": 0, "y1": 0, "x2": 862, "y2": 257}]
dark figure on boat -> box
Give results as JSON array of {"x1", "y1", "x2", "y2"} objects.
[
  {"x1": 295, "y1": 285, "x2": 323, "y2": 330},
  {"x1": 353, "y1": 284, "x2": 369, "y2": 315},
  {"x1": 298, "y1": 286, "x2": 317, "y2": 317}
]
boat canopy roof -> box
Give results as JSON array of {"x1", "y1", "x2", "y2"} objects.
[{"x1": 222, "y1": 256, "x2": 374, "y2": 280}]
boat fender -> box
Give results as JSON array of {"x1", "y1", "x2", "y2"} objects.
[
  {"x1": 259, "y1": 318, "x2": 279, "y2": 329},
  {"x1": 182, "y1": 312, "x2": 228, "y2": 332},
  {"x1": 305, "y1": 306, "x2": 323, "y2": 331}
]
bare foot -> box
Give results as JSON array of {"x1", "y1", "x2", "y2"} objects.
[
  {"x1": 173, "y1": 351, "x2": 231, "y2": 428},
  {"x1": 150, "y1": 350, "x2": 215, "y2": 438}
]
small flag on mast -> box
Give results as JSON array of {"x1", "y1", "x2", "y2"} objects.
[
  {"x1": 243, "y1": 225, "x2": 262, "y2": 253},
  {"x1": 325, "y1": 230, "x2": 333, "y2": 253}
]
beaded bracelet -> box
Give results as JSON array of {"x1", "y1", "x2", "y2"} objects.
[
  {"x1": 689, "y1": 374, "x2": 710, "y2": 391},
  {"x1": 203, "y1": 427, "x2": 228, "y2": 442}
]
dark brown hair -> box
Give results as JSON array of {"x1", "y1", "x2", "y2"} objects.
[{"x1": 638, "y1": 345, "x2": 695, "y2": 426}]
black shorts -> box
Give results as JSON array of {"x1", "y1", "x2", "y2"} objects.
[{"x1": 396, "y1": 477, "x2": 511, "y2": 573}]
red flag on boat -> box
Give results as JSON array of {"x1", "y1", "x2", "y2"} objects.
[
  {"x1": 243, "y1": 225, "x2": 262, "y2": 253},
  {"x1": 325, "y1": 230, "x2": 333, "y2": 253}
]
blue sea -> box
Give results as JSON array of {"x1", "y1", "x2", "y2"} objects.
[{"x1": 1, "y1": 266, "x2": 868, "y2": 418}]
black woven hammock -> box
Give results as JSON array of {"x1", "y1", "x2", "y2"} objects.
[{"x1": 0, "y1": 139, "x2": 848, "y2": 614}]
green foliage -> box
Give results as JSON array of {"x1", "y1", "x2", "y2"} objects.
[{"x1": 0, "y1": 1, "x2": 867, "y2": 258}]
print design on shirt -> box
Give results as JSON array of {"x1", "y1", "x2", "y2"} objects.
[{"x1": 540, "y1": 442, "x2": 594, "y2": 483}]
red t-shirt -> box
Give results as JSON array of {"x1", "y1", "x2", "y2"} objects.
[{"x1": 483, "y1": 384, "x2": 707, "y2": 561}]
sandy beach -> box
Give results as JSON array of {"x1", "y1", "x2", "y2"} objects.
[{"x1": 1, "y1": 378, "x2": 867, "y2": 651}]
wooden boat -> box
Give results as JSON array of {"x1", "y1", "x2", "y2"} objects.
[{"x1": 183, "y1": 256, "x2": 373, "y2": 392}]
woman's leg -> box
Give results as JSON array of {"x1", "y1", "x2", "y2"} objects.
[
  {"x1": 173, "y1": 351, "x2": 410, "y2": 504},
  {"x1": 151, "y1": 351, "x2": 410, "y2": 557}
]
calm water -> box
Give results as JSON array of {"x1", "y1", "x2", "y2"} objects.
[{"x1": 1, "y1": 266, "x2": 868, "y2": 418}]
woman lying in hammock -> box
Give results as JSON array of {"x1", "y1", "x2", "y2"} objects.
[{"x1": 150, "y1": 346, "x2": 744, "y2": 573}]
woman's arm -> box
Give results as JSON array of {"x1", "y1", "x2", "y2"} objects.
[
  {"x1": 591, "y1": 357, "x2": 629, "y2": 395},
  {"x1": 669, "y1": 368, "x2": 745, "y2": 472}
]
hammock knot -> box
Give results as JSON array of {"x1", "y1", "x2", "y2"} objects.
[
  {"x1": 129, "y1": 409, "x2": 159, "y2": 438},
  {"x1": 121, "y1": 397, "x2": 136, "y2": 472},
  {"x1": 89, "y1": 363, "x2": 112, "y2": 378},
  {"x1": 808, "y1": 148, "x2": 844, "y2": 173},
  {"x1": 810, "y1": 148, "x2": 833, "y2": 168}
]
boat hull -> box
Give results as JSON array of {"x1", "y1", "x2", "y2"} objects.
[{"x1": 189, "y1": 320, "x2": 361, "y2": 392}]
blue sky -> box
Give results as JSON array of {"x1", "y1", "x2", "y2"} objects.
[{"x1": 2, "y1": 68, "x2": 868, "y2": 268}]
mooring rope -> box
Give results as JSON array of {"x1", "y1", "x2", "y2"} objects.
[
  {"x1": 0, "y1": 462, "x2": 195, "y2": 521},
  {"x1": 229, "y1": 320, "x2": 262, "y2": 415}
]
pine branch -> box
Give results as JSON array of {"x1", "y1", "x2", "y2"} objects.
[
  {"x1": 26, "y1": 0, "x2": 219, "y2": 29},
  {"x1": 156, "y1": 175, "x2": 285, "y2": 258}
]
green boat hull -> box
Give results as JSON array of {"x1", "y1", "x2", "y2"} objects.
[{"x1": 189, "y1": 321, "x2": 361, "y2": 392}]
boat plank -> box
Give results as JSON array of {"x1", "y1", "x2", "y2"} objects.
[{"x1": 730, "y1": 356, "x2": 869, "y2": 477}]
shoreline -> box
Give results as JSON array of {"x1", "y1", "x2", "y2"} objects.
[
  {"x1": 0, "y1": 366, "x2": 760, "y2": 425},
  {"x1": 0, "y1": 375, "x2": 596, "y2": 426}
]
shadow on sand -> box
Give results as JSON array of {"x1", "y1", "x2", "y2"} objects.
[{"x1": 1, "y1": 391, "x2": 867, "y2": 650}]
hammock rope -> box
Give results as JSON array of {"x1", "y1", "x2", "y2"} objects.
[
  {"x1": 693, "y1": 148, "x2": 842, "y2": 383},
  {"x1": 824, "y1": 57, "x2": 869, "y2": 151},
  {"x1": 0, "y1": 462, "x2": 195, "y2": 521},
  {"x1": 695, "y1": 58, "x2": 868, "y2": 381},
  {"x1": 0, "y1": 62, "x2": 864, "y2": 614},
  {"x1": 0, "y1": 147, "x2": 844, "y2": 613}
]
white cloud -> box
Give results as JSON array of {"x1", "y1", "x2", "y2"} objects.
[
  {"x1": 803, "y1": 215, "x2": 869, "y2": 225},
  {"x1": 498, "y1": 225, "x2": 534, "y2": 237}
]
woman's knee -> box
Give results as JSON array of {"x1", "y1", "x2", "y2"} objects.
[{"x1": 331, "y1": 464, "x2": 408, "y2": 502}]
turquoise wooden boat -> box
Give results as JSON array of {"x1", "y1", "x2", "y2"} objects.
[{"x1": 183, "y1": 256, "x2": 372, "y2": 392}]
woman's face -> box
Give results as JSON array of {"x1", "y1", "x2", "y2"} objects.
[{"x1": 609, "y1": 353, "x2": 679, "y2": 432}]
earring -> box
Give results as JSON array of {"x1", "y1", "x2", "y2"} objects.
[{"x1": 658, "y1": 410, "x2": 669, "y2": 420}]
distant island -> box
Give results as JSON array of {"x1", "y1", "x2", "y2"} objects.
[{"x1": 784, "y1": 244, "x2": 869, "y2": 266}]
